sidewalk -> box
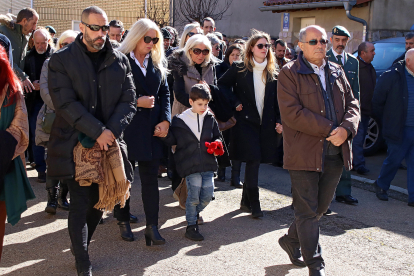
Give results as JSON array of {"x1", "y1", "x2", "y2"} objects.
[{"x1": 0, "y1": 164, "x2": 413, "y2": 276}]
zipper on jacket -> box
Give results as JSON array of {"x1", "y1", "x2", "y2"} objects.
[{"x1": 197, "y1": 113, "x2": 200, "y2": 133}]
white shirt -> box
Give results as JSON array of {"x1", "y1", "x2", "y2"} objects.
[
  {"x1": 130, "y1": 51, "x2": 149, "y2": 76},
  {"x1": 178, "y1": 108, "x2": 207, "y2": 141},
  {"x1": 253, "y1": 58, "x2": 267, "y2": 122},
  {"x1": 309, "y1": 59, "x2": 327, "y2": 91},
  {"x1": 332, "y1": 48, "x2": 345, "y2": 65}
]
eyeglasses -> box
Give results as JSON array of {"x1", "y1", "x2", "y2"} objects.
[
  {"x1": 302, "y1": 39, "x2": 328, "y2": 46},
  {"x1": 144, "y1": 36, "x2": 159, "y2": 44},
  {"x1": 81, "y1": 21, "x2": 109, "y2": 32},
  {"x1": 256, "y1": 43, "x2": 272, "y2": 50},
  {"x1": 187, "y1": 32, "x2": 201, "y2": 38},
  {"x1": 192, "y1": 48, "x2": 210, "y2": 55},
  {"x1": 61, "y1": 42, "x2": 69, "y2": 47},
  {"x1": 215, "y1": 45, "x2": 220, "y2": 50}
]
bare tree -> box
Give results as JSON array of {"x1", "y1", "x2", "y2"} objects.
[
  {"x1": 175, "y1": 0, "x2": 233, "y2": 25},
  {"x1": 137, "y1": 0, "x2": 170, "y2": 28}
]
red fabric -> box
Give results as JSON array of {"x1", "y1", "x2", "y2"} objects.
[
  {"x1": 205, "y1": 141, "x2": 225, "y2": 156},
  {"x1": 0, "y1": 46, "x2": 20, "y2": 107}
]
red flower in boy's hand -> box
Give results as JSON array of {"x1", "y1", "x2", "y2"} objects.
[{"x1": 205, "y1": 141, "x2": 225, "y2": 156}]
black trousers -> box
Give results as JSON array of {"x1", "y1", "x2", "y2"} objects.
[
  {"x1": 286, "y1": 154, "x2": 343, "y2": 270},
  {"x1": 243, "y1": 160, "x2": 261, "y2": 189},
  {"x1": 114, "y1": 159, "x2": 160, "y2": 225},
  {"x1": 66, "y1": 178, "x2": 103, "y2": 271}
]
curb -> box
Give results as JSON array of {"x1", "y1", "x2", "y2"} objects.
[{"x1": 351, "y1": 175, "x2": 408, "y2": 195}]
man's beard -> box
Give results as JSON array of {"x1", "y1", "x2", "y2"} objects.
[
  {"x1": 36, "y1": 48, "x2": 46, "y2": 54},
  {"x1": 84, "y1": 29, "x2": 106, "y2": 50}
]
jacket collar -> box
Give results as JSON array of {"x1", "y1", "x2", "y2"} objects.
[
  {"x1": 128, "y1": 53, "x2": 160, "y2": 95},
  {"x1": 26, "y1": 44, "x2": 53, "y2": 57},
  {"x1": 296, "y1": 51, "x2": 342, "y2": 80},
  {"x1": 74, "y1": 33, "x2": 116, "y2": 72}
]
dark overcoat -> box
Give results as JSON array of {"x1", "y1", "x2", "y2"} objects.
[
  {"x1": 217, "y1": 61, "x2": 280, "y2": 163},
  {"x1": 47, "y1": 34, "x2": 136, "y2": 180},
  {"x1": 123, "y1": 54, "x2": 171, "y2": 161}
]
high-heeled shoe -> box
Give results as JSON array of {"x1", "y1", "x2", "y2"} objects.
[{"x1": 144, "y1": 225, "x2": 166, "y2": 246}]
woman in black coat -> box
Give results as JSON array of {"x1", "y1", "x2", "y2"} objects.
[
  {"x1": 215, "y1": 44, "x2": 243, "y2": 184},
  {"x1": 117, "y1": 19, "x2": 171, "y2": 246},
  {"x1": 218, "y1": 31, "x2": 280, "y2": 218}
]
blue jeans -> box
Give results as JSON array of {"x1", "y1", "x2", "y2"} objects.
[
  {"x1": 28, "y1": 99, "x2": 46, "y2": 173},
  {"x1": 377, "y1": 126, "x2": 414, "y2": 202},
  {"x1": 185, "y1": 171, "x2": 214, "y2": 225},
  {"x1": 353, "y1": 115, "x2": 370, "y2": 169}
]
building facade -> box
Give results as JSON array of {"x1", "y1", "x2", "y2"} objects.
[
  {"x1": 1, "y1": 0, "x2": 170, "y2": 36},
  {"x1": 260, "y1": 0, "x2": 414, "y2": 52}
]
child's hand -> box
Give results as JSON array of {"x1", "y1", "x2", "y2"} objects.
[{"x1": 214, "y1": 153, "x2": 218, "y2": 156}]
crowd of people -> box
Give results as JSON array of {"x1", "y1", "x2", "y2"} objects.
[{"x1": 0, "y1": 5, "x2": 413, "y2": 276}]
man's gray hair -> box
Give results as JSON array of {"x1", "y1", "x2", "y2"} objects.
[
  {"x1": 406, "y1": 33, "x2": 414, "y2": 40},
  {"x1": 206, "y1": 33, "x2": 220, "y2": 46},
  {"x1": 405, "y1": 48, "x2": 414, "y2": 61},
  {"x1": 299, "y1": 25, "x2": 327, "y2": 42}
]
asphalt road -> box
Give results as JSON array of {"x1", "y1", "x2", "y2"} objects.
[{"x1": 1, "y1": 164, "x2": 413, "y2": 276}]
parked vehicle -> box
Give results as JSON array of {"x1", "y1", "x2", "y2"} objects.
[{"x1": 353, "y1": 37, "x2": 405, "y2": 155}]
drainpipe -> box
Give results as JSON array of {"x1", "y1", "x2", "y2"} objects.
[
  {"x1": 343, "y1": 0, "x2": 368, "y2": 41},
  {"x1": 31, "y1": 0, "x2": 33, "y2": 8},
  {"x1": 145, "y1": 0, "x2": 148, "y2": 18}
]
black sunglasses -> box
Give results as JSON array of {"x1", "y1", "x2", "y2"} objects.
[
  {"x1": 61, "y1": 42, "x2": 69, "y2": 47},
  {"x1": 214, "y1": 45, "x2": 220, "y2": 50},
  {"x1": 256, "y1": 43, "x2": 272, "y2": 50},
  {"x1": 192, "y1": 48, "x2": 210, "y2": 55},
  {"x1": 82, "y1": 21, "x2": 109, "y2": 32},
  {"x1": 187, "y1": 32, "x2": 201, "y2": 38},
  {"x1": 144, "y1": 36, "x2": 159, "y2": 44},
  {"x1": 302, "y1": 39, "x2": 328, "y2": 46}
]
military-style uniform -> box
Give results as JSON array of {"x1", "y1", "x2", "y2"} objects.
[{"x1": 327, "y1": 26, "x2": 360, "y2": 201}]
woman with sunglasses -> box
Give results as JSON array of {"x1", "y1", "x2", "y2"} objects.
[
  {"x1": 168, "y1": 34, "x2": 217, "y2": 211},
  {"x1": 218, "y1": 30, "x2": 280, "y2": 218},
  {"x1": 36, "y1": 30, "x2": 78, "y2": 215},
  {"x1": 117, "y1": 18, "x2": 170, "y2": 246},
  {"x1": 206, "y1": 33, "x2": 221, "y2": 58}
]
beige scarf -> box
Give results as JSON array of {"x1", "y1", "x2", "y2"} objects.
[{"x1": 73, "y1": 140, "x2": 131, "y2": 212}]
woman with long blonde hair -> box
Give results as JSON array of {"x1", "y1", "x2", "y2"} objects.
[
  {"x1": 218, "y1": 30, "x2": 280, "y2": 218},
  {"x1": 117, "y1": 18, "x2": 171, "y2": 246}
]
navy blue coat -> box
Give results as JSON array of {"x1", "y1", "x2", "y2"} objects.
[
  {"x1": 218, "y1": 61, "x2": 280, "y2": 163},
  {"x1": 372, "y1": 61, "x2": 408, "y2": 143},
  {"x1": 123, "y1": 54, "x2": 171, "y2": 161}
]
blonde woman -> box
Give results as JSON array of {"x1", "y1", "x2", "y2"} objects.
[
  {"x1": 218, "y1": 30, "x2": 280, "y2": 218},
  {"x1": 178, "y1": 22, "x2": 203, "y2": 49},
  {"x1": 118, "y1": 18, "x2": 170, "y2": 246},
  {"x1": 167, "y1": 34, "x2": 216, "y2": 210}
]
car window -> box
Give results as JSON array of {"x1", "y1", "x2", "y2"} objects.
[
  {"x1": 371, "y1": 43, "x2": 405, "y2": 70},
  {"x1": 353, "y1": 42, "x2": 405, "y2": 70}
]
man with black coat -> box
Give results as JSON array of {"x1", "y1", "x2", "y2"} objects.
[
  {"x1": 24, "y1": 28, "x2": 54, "y2": 183},
  {"x1": 353, "y1": 42, "x2": 376, "y2": 174},
  {"x1": 372, "y1": 49, "x2": 414, "y2": 207},
  {"x1": 48, "y1": 6, "x2": 136, "y2": 276}
]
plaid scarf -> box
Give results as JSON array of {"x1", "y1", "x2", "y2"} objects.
[{"x1": 73, "y1": 140, "x2": 130, "y2": 213}]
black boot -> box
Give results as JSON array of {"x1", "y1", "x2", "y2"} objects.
[
  {"x1": 144, "y1": 225, "x2": 166, "y2": 246},
  {"x1": 240, "y1": 184, "x2": 251, "y2": 212},
  {"x1": 230, "y1": 161, "x2": 243, "y2": 188},
  {"x1": 117, "y1": 221, "x2": 134, "y2": 241},
  {"x1": 247, "y1": 187, "x2": 263, "y2": 218},
  {"x1": 217, "y1": 167, "x2": 226, "y2": 182},
  {"x1": 185, "y1": 224, "x2": 204, "y2": 241},
  {"x1": 58, "y1": 184, "x2": 70, "y2": 210},
  {"x1": 45, "y1": 186, "x2": 58, "y2": 214}
]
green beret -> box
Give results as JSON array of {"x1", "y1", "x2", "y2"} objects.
[
  {"x1": 332, "y1": 26, "x2": 350, "y2": 37},
  {"x1": 45, "y1": 26, "x2": 56, "y2": 34}
]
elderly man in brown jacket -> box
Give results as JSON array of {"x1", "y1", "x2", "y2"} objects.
[{"x1": 277, "y1": 25, "x2": 360, "y2": 276}]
